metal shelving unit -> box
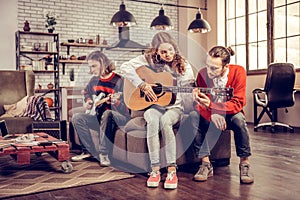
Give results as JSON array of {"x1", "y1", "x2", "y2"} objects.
[{"x1": 15, "y1": 31, "x2": 61, "y2": 120}]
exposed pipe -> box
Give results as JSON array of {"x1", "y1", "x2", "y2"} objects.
[{"x1": 127, "y1": 0, "x2": 207, "y2": 11}]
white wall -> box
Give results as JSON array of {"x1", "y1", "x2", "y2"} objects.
[
  {"x1": 11, "y1": 0, "x2": 179, "y2": 88},
  {"x1": 0, "y1": 0, "x2": 18, "y2": 69},
  {"x1": 178, "y1": 0, "x2": 209, "y2": 74}
]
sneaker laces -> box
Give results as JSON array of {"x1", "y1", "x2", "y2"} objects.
[
  {"x1": 197, "y1": 165, "x2": 207, "y2": 175},
  {"x1": 240, "y1": 164, "x2": 250, "y2": 176},
  {"x1": 166, "y1": 171, "x2": 176, "y2": 181},
  {"x1": 103, "y1": 156, "x2": 108, "y2": 162},
  {"x1": 148, "y1": 171, "x2": 159, "y2": 178}
]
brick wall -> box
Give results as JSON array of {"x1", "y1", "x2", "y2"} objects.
[{"x1": 17, "y1": 0, "x2": 178, "y2": 88}]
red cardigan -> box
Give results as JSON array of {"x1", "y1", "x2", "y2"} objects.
[{"x1": 195, "y1": 64, "x2": 247, "y2": 121}]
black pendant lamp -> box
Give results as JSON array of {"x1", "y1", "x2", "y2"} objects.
[
  {"x1": 150, "y1": 6, "x2": 173, "y2": 31},
  {"x1": 188, "y1": 9, "x2": 211, "y2": 33},
  {"x1": 110, "y1": 1, "x2": 137, "y2": 27}
]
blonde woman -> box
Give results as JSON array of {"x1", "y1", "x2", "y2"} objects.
[{"x1": 120, "y1": 32, "x2": 194, "y2": 189}]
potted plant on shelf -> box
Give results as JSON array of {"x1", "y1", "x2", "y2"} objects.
[{"x1": 45, "y1": 10, "x2": 57, "y2": 33}]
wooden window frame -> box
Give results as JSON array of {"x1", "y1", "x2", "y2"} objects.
[{"x1": 225, "y1": 0, "x2": 300, "y2": 75}]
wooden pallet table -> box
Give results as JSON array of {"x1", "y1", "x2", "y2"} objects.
[{"x1": 0, "y1": 132, "x2": 73, "y2": 173}]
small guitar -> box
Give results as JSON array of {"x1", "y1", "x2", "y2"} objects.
[
  {"x1": 86, "y1": 93, "x2": 107, "y2": 115},
  {"x1": 123, "y1": 66, "x2": 234, "y2": 111},
  {"x1": 86, "y1": 92, "x2": 122, "y2": 116}
]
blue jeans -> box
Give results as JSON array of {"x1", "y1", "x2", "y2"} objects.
[
  {"x1": 99, "y1": 110, "x2": 130, "y2": 155},
  {"x1": 143, "y1": 106, "x2": 182, "y2": 168},
  {"x1": 72, "y1": 110, "x2": 130, "y2": 159},
  {"x1": 72, "y1": 112, "x2": 99, "y2": 157},
  {"x1": 189, "y1": 111, "x2": 252, "y2": 158}
]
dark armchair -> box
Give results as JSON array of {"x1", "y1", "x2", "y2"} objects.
[{"x1": 252, "y1": 63, "x2": 296, "y2": 133}]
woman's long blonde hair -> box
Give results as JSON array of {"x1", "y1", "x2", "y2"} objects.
[{"x1": 145, "y1": 32, "x2": 186, "y2": 75}]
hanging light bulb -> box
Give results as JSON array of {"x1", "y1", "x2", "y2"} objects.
[
  {"x1": 188, "y1": 8, "x2": 211, "y2": 33},
  {"x1": 150, "y1": 5, "x2": 173, "y2": 30},
  {"x1": 110, "y1": 0, "x2": 137, "y2": 27}
]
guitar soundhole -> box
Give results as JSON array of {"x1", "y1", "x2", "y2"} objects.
[{"x1": 152, "y1": 83, "x2": 163, "y2": 94}]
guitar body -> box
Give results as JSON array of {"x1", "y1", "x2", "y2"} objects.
[
  {"x1": 123, "y1": 66, "x2": 174, "y2": 111},
  {"x1": 123, "y1": 66, "x2": 234, "y2": 111},
  {"x1": 86, "y1": 93, "x2": 108, "y2": 116}
]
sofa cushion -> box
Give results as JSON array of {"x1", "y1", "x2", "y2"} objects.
[
  {"x1": 112, "y1": 129, "x2": 128, "y2": 161},
  {"x1": 130, "y1": 110, "x2": 145, "y2": 118},
  {"x1": 124, "y1": 117, "x2": 146, "y2": 132},
  {"x1": 126, "y1": 129, "x2": 150, "y2": 172}
]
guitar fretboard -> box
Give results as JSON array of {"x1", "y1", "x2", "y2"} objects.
[
  {"x1": 162, "y1": 86, "x2": 233, "y2": 97},
  {"x1": 163, "y1": 86, "x2": 214, "y2": 93}
]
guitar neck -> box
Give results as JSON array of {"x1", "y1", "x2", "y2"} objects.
[
  {"x1": 94, "y1": 97, "x2": 109, "y2": 107},
  {"x1": 163, "y1": 86, "x2": 215, "y2": 94}
]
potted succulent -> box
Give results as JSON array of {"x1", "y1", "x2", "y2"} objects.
[{"x1": 45, "y1": 10, "x2": 57, "y2": 33}]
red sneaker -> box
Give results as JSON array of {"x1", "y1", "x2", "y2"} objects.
[
  {"x1": 164, "y1": 171, "x2": 178, "y2": 189},
  {"x1": 147, "y1": 171, "x2": 161, "y2": 187}
]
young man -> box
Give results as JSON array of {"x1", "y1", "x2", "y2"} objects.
[
  {"x1": 71, "y1": 51, "x2": 129, "y2": 167},
  {"x1": 190, "y1": 46, "x2": 254, "y2": 184}
]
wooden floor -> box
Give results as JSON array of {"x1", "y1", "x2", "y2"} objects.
[{"x1": 4, "y1": 124, "x2": 300, "y2": 200}]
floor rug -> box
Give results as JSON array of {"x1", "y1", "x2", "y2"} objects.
[{"x1": 0, "y1": 153, "x2": 134, "y2": 199}]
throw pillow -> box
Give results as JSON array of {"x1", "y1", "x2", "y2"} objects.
[
  {"x1": 130, "y1": 110, "x2": 145, "y2": 118},
  {"x1": 2, "y1": 96, "x2": 28, "y2": 117}
]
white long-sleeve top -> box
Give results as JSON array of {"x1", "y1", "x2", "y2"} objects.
[{"x1": 120, "y1": 54, "x2": 195, "y2": 111}]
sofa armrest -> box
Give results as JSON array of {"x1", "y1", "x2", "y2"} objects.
[{"x1": 68, "y1": 107, "x2": 86, "y2": 122}]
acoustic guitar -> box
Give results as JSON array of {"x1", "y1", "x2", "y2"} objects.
[{"x1": 123, "y1": 66, "x2": 234, "y2": 111}]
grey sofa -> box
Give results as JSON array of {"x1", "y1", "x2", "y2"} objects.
[
  {"x1": 69, "y1": 108, "x2": 231, "y2": 173},
  {"x1": 0, "y1": 70, "x2": 35, "y2": 134},
  {"x1": 112, "y1": 111, "x2": 231, "y2": 172}
]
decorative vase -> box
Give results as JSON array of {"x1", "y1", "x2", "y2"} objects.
[
  {"x1": 48, "y1": 29, "x2": 54, "y2": 33},
  {"x1": 47, "y1": 82, "x2": 54, "y2": 89},
  {"x1": 23, "y1": 20, "x2": 30, "y2": 32}
]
